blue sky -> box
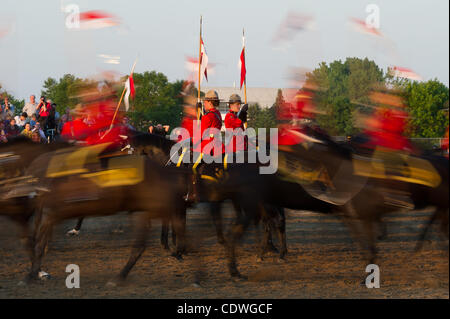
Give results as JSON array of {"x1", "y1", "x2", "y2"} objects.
[{"x1": 1, "y1": 0, "x2": 448, "y2": 100}]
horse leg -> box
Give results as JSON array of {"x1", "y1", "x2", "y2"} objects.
[
  {"x1": 24, "y1": 214, "x2": 53, "y2": 283},
  {"x1": 257, "y1": 215, "x2": 271, "y2": 262},
  {"x1": 376, "y1": 215, "x2": 388, "y2": 240},
  {"x1": 363, "y1": 219, "x2": 378, "y2": 264},
  {"x1": 112, "y1": 214, "x2": 151, "y2": 284},
  {"x1": 210, "y1": 201, "x2": 225, "y2": 245},
  {"x1": 415, "y1": 208, "x2": 439, "y2": 252},
  {"x1": 342, "y1": 202, "x2": 373, "y2": 258},
  {"x1": 67, "y1": 217, "x2": 84, "y2": 236},
  {"x1": 172, "y1": 203, "x2": 187, "y2": 259},
  {"x1": 160, "y1": 217, "x2": 170, "y2": 250},
  {"x1": 262, "y1": 207, "x2": 279, "y2": 254},
  {"x1": 171, "y1": 221, "x2": 177, "y2": 247},
  {"x1": 226, "y1": 219, "x2": 251, "y2": 279},
  {"x1": 226, "y1": 201, "x2": 256, "y2": 279},
  {"x1": 275, "y1": 207, "x2": 288, "y2": 260}
]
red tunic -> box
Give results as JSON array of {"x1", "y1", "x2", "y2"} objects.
[
  {"x1": 364, "y1": 108, "x2": 411, "y2": 151},
  {"x1": 179, "y1": 116, "x2": 202, "y2": 153},
  {"x1": 224, "y1": 111, "x2": 246, "y2": 152},
  {"x1": 278, "y1": 89, "x2": 315, "y2": 121},
  {"x1": 200, "y1": 107, "x2": 223, "y2": 155},
  {"x1": 276, "y1": 124, "x2": 305, "y2": 146},
  {"x1": 61, "y1": 100, "x2": 125, "y2": 149}
]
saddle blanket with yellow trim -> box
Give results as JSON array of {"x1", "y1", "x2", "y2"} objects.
[
  {"x1": 352, "y1": 149, "x2": 441, "y2": 188},
  {"x1": 45, "y1": 143, "x2": 144, "y2": 188}
]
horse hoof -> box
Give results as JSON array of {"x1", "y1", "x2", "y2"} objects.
[
  {"x1": 161, "y1": 244, "x2": 170, "y2": 251},
  {"x1": 66, "y1": 229, "x2": 80, "y2": 237},
  {"x1": 256, "y1": 256, "x2": 263, "y2": 263},
  {"x1": 277, "y1": 257, "x2": 287, "y2": 263},
  {"x1": 192, "y1": 281, "x2": 202, "y2": 288},
  {"x1": 264, "y1": 245, "x2": 279, "y2": 254},
  {"x1": 17, "y1": 281, "x2": 27, "y2": 286},
  {"x1": 231, "y1": 274, "x2": 247, "y2": 281},
  {"x1": 38, "y1": 271, "x2": 51, "y2": 280},
  {"x1": 105, "y1": 280, "x2": 117, "y2": 288},
  {"x1": 170, "y1": 252, "x2": 183, "y2": 261}
]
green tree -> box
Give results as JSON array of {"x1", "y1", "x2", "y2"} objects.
[
  {"x1": 125, "y1": 71, "x2": 183, "y2": 131},
  {"x1": 400, "y1": 79, "x2": 449, "y2": 137},
  {"x1": 41, "y1": 74, "x2": 89, "y2": 114},
  {"x1": 307, "y1": 57, "x2": 384, "y2": 135},
  {"x1": 247, "y1": 103, "x2": 277, "y2": 131}
]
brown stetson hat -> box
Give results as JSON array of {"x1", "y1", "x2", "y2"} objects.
[
  {"x1": 203, "y1": 90, "x2": 220, "y2": 101},
  {"x1": 228, "y1": 93, "x2": 243, "y2": 104}
]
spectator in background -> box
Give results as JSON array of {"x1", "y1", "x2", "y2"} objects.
[
  {"x1": 35, "y1": 96, "x2": 45, "y2": 117},
  {"x1": 31, "y1": 131, "x2": 44, "y2": 143},
  {"x1": 21, "y1": 123, "x2": 33, "y2": 139},
  {"x1": 23, "y1": 95, "x2": 37, "y2": 117},
  {"x1": 1, "y1": 97, "x2": 14, "y2": 121},
  {"x1": 14, "y1": 112, "x2": 28, "y2": 130},
  {"x1": 37, "y1": 97, "x2": 52, "y2": 129},
  {"x1": 32, "y1": 122, "x2": 47, "y2": 141},
  {"x1": 122, "y1": 117, "x2": 135, "y2": 131},
  {"x1": 0, "y1": 122, "x2": 7, "y2": 142},
  {"x1": 29, "y1": 114, "x2": 37, "y2": 128},
  {"x1": 5, "y1": 118, "x2": 20, "y2": 138},
  {"x1": 1, "y1": 96, "x2": 15, "y2": 114},
  {"x1": 149, "y1": 123, "x2": 169, "y2": 137}
]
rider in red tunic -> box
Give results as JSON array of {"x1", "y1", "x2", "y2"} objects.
[
  {"x1": 61, "y1": 88, "x2": 129, "y2": 151},
  {"x1": 277, "y1": 84, "x2": 317, "y2": 146},
  {"x1": 224, "y1": 94, "x2": 248, "y2": 153},
  {"x1": 199, "y1": 90, "x2": 223, "y2": 155},
  {"x1": 363, "y1": 91, "x2": 412, "y2": 152}
]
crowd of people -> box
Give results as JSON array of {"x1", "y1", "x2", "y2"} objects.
[
  {"x1": 0, "y1": 94, "x2": 60, "y2": 143},
  {"x1": 1, "y1": 90, "x2": 136, "y2": 149}
]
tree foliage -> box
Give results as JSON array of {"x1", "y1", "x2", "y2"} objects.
[
  {"x1": 307, "y1": 57, "x2": 385, "y2": 135},
  {"x1": 400, "y1": 79, "x2": 449, "y2": 138},
  {"x1": 125, "y1": 71, "x2": 183, "y2": 131},
  {"x1": 41, "y1": 74, "x2": 91, "y2": 114},
  {"x1": 247, "y1": 103, "x2": 277, "y2": 131}
]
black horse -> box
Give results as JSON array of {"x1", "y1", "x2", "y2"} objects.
[
  {"x1": 220, "y1": 127, "x2": 449, "y2": 278},
  {"x1": 67, "y1": 131, "x2": 285, "y2": 259}
]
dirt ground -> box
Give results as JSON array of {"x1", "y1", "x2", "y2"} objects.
[{"x1": 0, "y1": 202, "x2": 448, "y2": 299}]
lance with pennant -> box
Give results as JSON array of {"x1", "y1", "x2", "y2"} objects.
[
  {"x1": 197, "y1": 15, "x2": 203, "y2": 120},
  {"x1": 101, "y1": 57, "x2": 138, "y2": 140}
]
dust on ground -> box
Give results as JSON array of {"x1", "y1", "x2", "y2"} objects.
[{"x1": 0, "y1": 202, "x2": 448, "y2": 298}]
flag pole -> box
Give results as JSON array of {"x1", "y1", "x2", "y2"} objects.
[
  {"x1": 242, "y1": 28, "x2": 248, "y2": 129},
  {"x1": 243, "y1": 28, "x2": 247, "y2": 105},
  {"x1": 101, "y1": 58, "x2": 137, "y2": 139},
  {"x1": 197, "y1": 15, "x2": 203, "y2": 120}
]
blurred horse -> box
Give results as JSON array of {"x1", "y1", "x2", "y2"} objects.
[
  {"x1": 22, "y1": 147, "x2": 186, "y2": 284},
  {"x1": 221, "y1": 127, "x2": 449, "y2": 278}
]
